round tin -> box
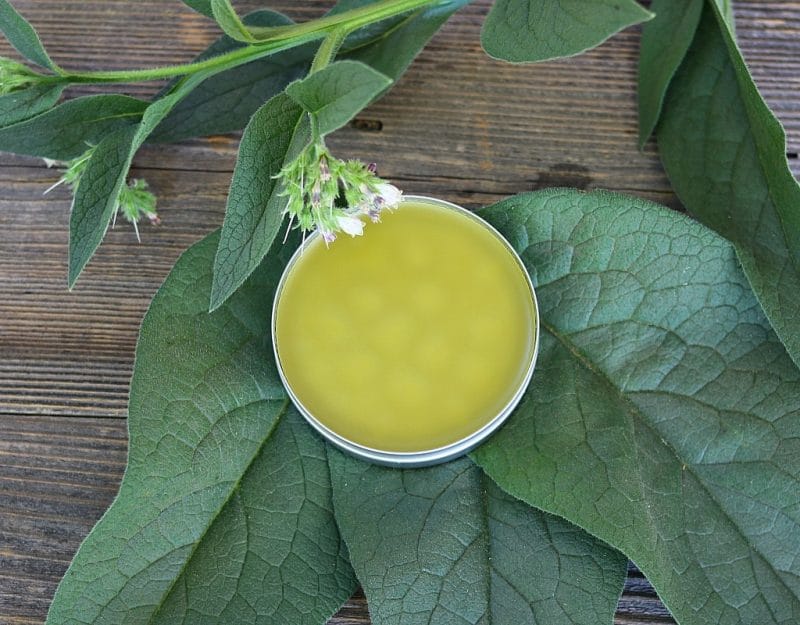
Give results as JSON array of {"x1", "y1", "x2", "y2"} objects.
[{"x1": 271, "y1": 195, "x2": 540, "y2": 467}]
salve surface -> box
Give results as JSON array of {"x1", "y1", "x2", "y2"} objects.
[{"x1": 275, "y1": 200, "x2": 536, "y2": 452}]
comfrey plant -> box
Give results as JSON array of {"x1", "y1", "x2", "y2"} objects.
[{"x1": 1, "y1": 2, "x2": 800, "y2": 625}]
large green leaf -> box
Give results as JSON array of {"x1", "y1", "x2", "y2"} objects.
[
  {"x1": 0, "y1": 94, "x2": 147, "y2": 160},
  {"x1": 330, "y1": 451, "x2": 627, "y2": 625},
  {"x1": 0, "y1": 0, "x2": 57, "y2": 69},
  {"x1": 209, "y1": 61, "x2": 389, "y2": 311},
  {"x1": 149, "y1": 11, "x2": 310, "y2": 144},
  {"x1": 473, "y1": 189, "x2": 800, "y2": 625},
  {"x1": 0, "y1": 82, "x2": 63, "y2": 127},
  {"x1": 657, "y1": 1, "x2": 800, "y2": 369},
  {"x1": 481, "y1": 0, "x2": 652, "y2": 63},
  {"x1": 48, "y1": 231, "x2": 357, "y2": 625},
  {"x1": 637, "y1": 0, "x2": 703, "y2": 147}
]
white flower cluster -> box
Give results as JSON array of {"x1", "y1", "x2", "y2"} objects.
[{"x1": 277, "y1": 142, "x2": 403, "y2": 245}]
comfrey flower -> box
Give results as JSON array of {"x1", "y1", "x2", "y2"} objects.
[
  {"x1": 276, "y1": 141, "x2": 403, "y2": 245},
  {"x1": 0, "y1": 57, "x2": 42, "y2": 95},
  {"x1": 45, "y1": 150, "x2": 160, "y2": 241}
]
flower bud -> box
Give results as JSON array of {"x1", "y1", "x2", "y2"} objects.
[
  {"x1": 336, "y1": 215, "x2": 364, "y2": 237},
  {"x1": 0, "y1": 57, "x2": 41, "y2": 95}
]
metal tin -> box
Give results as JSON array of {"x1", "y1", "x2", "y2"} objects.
[{"x1": 271, "y1": 195, "x2": 540, "y2": 467}]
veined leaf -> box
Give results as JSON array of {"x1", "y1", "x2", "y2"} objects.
[
  {"x1": 481, "y1": 0, "x2": 652, "y2": 63},
  {"x1": 637, "y1": 0, "x2": 703, "y2": 147},
  {"x1": 67, "y1": 125, "x2": 138, "y2": 288},
  {"x1": 209, "y1": 93, "x2": 307, "y2": 312},
  {"x1": 149, "y1": 10, "x2": 310, "y2": 144},
  {"x1": 48, "y1": 231, "x2": 357, "y2": 625},
  {"x1": 0, "y1": 94, "x2": 147, "y2": 160},
  {"x1": 210, "y1": 61, "x2": 389, "y2": 311},
  {"x1": 657, "y1": 1, "x2": 800, "y2": 368},
  {"x1": 285, "y1": 60, "x2": 391, "y2": 135},
  {"x1": 330, "y1": 451, "x2": 627, "y2": 625},
  {"x1": 0, "y1": 0, "x2": 57, "y2": 69},
  {"x1": 210, "y1": 0, "x2": 254, "y2": 42},
  {"x1": 0, "y1": 83, "x2": 63, "y2": 127},
  {"x1": 473, "y1": 189, "x2": 800, "y2": 625}
]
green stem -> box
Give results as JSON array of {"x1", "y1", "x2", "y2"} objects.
[
  {"x1": 57, "y1": 0, "x2": 439, "y2": 85},
  {"x1": 310, "y1": 27, "x2": 351, "y2": 74}
]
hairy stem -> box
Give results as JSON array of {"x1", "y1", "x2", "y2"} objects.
[{"x1": 56, "y1": 0, "x2": 440, "y2": 85}]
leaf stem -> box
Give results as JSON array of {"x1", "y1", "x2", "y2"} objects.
[
  {"x1": 310, "y1": 27, "x2": 351, "y2": 75},
  {"x1": 54, "y1": 0, "x2": 440, "y2": 85}
]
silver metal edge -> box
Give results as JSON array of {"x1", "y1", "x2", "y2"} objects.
[{"x1": 271, "y1": 195, "x2": 540, "y2": 467}]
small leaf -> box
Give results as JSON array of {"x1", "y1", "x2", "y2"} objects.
[
  {"x1": 481, "y1": 0, "x2": 653, "y2": 63},
  {"x1": 285, "y1": 60, "x2": 391, "y2": 135},
  {"x1": 0, "y1": 82, "x2": 63, "y2": 127},
  {"x1": 472, "y1": 189, "x2": 800, "y2": 625},
  {"x1": 209, "y1": 92, "x2": 307, "y2": 311},
  {"x1": 67, "y1": 125, "x2": 138, "y2": 287},
  {"x1": 657, "y1": 1, "x2": 800, "y2": 368},
  {"x1": 181, "y1": 0, "x2": 214, "y2": 19},
  {"x1": 0, "y1": 0, "x2": 57, "y2": 69},
  {"x1": 637, "y1": 0, "x2": 703, "y2": 147},
  {"x1": 49, "y1": 231, "x2": 357, "y2": 625},
  {"x1": 330, "y1": 451, "x2": 627, "y2": 625},
  {"x1": 210, "y1": 0, "x2": 254, "y2": 42},
  {"x1": 0, "y1": 94, "x2": 147, "y2": 160}
]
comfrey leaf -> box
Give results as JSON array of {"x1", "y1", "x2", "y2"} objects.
[
  {"x1": 0, "y1": 83, "x2": 63, "y2": 127},
  {"x1": 48, "y1": 231, "x2": 357, "y2": 625},
  {"x1": 0, "y1": 94, "x2": 147, "y2": 160},
  {"x1": 481, "y1": 0, "x2": 653, "y2": 63},
  {"x1": 473, "y1": 189, "x2": 800, "y2": 625},
  {"x1": 657, "y1": 0, "x2": 800, "y2": 368},
  {"x1": 0, "y1": 0, "x2": 58, "y2": 70},
  {"x1": 284, "y1": 60, "x2": 391, "y2": 135},
  {"x1": 330, "y1": 451, "x2": 627, "y2": 625},
  {"x1": 149, "y1": 10, "x2": 309, "y2": 144},
  {"x1": 67, "y1": 126, "x2": 139, "y2": 287},
  {"x1": 637, "y1": 0, "x2": 703, "y2": 147}
]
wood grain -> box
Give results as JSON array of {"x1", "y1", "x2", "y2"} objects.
[{"x1": 1, "y1": 1, "x2": 798, "y2": 623}]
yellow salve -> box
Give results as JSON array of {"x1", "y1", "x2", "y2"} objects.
[{"x1": 274, "y1": 198, "x2": 536, "y2": 453}]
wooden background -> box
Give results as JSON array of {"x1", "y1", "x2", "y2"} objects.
[{"x1": 1, "y1": 1, "x2": 798, "y2": 623}]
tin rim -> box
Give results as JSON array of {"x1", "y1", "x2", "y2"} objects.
[{"x1": 271, "y1": 195, "x2": 540, "y2": 467}]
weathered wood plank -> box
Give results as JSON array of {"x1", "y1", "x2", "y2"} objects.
[{"x1": 1, "y1": 1, "x2": 798, "y2": 624}]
